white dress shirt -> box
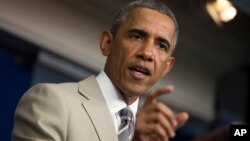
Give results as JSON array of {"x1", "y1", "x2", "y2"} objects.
[{"x1": 96, "y1": 71, "x2": 139, "y2": 132}]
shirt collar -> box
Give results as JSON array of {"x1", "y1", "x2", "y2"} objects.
[{"x1": 96, "y1": 71, "x2": 139, "y2": 117}]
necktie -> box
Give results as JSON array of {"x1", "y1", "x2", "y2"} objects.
[{"x1": 117, "y1": 107, "x2": 135, "y2": 141}]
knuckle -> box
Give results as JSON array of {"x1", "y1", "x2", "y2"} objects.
[
  {"x1": 152, "y1": 123, "x2": 160, "y2": 130},
  {"x1": 155, "y1": 112, "x2": 162, "y2": 119},
  {"x1": 155, "y1": 102, "x2": 163, "y2": 109},
  {"x1": 154, "y1": 124, "x2": 167, "y2": 136}
]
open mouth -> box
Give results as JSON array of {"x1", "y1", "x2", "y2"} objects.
[{"x1": 128, "y1": 65, "x2": 151, "y2": 76}]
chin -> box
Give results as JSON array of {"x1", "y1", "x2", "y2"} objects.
[{"x1": 125, "y1": 85, "x2": 147, "y2": 97}]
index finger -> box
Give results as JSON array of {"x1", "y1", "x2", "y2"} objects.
[{"x1": 145, "y1": 85, "x2": 174, "y2": 104}]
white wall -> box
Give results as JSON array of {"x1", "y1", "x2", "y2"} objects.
[{"x1": 0, "y1": 0, "x2": 107, "y2": 70}]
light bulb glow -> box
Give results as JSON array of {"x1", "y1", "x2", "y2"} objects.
[
  {"x1": 220, "y1": 6, "x2": 237, "y2": 22},
  {"x1": 206, "y1": 0, "x2": 237, "y2": 26}
]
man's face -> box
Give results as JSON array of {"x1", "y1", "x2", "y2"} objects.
[{"x1": 100, "y1": 8, "x2": 176, "y2": 102}]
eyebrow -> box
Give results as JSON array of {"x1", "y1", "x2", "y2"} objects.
[
  {"x1": 128, "y1": 28, "x2": 148, "y2": 37},
  {"x1": 128, "y1": 28, "x2": 171, "y2": 49}
]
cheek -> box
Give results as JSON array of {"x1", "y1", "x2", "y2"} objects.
[
  {"x1": 154, "y1": 56, "x2": 169, "y2": 76},
  {"x1": 114, "y1": 42, "x2": 137, "y2": 63},
  {"x1": 115, "y1": 48, "x2": 129, "y2": 64},
  {"x1": 110, "y1": 46, "x2": 131, "y2": 72}
]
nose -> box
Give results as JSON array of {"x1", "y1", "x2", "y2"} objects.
[{"x1": 137, "y1": 41, "x2": 154, "y2": 62}]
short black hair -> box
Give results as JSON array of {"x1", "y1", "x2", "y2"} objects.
[{"x1": 110, "y1": 0, "x2": 179, "y2": 48}]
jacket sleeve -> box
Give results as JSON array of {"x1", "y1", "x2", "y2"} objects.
[{"x1": 12, "y1": 84, "x2": 68, "y2": 141}]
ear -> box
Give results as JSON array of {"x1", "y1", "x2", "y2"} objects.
[
  {"x1": 99, "y1": 30, "x2": 113, "y2": 56},
  {"x1": 161, "y1": 57, "x2": 175, "y2": 77}
]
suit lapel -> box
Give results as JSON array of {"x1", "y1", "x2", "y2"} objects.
[{"x1": 78, "y1": 76, "x2": 118, "y2": 141}]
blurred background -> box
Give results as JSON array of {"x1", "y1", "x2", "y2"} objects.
[{"x1": 0, "y1": 0, "x2": 249, "y2": 140}]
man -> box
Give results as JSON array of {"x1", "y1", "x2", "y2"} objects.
[{"x1": 12, "y1": 0, "x2": 189, "y2": 141}]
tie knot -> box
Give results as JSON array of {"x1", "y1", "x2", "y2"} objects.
[{"x1": 119, "y1": 107, "x2": 133, "y2": 121}]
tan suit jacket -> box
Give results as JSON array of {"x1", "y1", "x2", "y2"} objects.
[{"x1": 12, "y1": 76, "x2": 118, "y2": 141}]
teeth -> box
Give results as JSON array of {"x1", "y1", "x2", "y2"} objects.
[
  {"x1": 130, "y1": 66, "x2": 149, "y2": 75},
  {"x1": 137, "y1": 68, "x2": 146, "y2": 73}
]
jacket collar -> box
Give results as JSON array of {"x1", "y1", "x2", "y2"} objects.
[{"x1": 78, "y1": 76, "x2": 118, "y2": 141}]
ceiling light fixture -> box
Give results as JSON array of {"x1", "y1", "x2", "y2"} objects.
[{"x1": 206, "y1": 0, "x2": 237, "y2": 26}]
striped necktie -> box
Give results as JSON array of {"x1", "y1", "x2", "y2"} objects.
[{"x1": 117, "y1": 107, "x2": 135, "y2": 141}]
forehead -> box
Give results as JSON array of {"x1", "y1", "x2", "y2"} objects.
[{"x1": 121, "y1": 8, "x2": 176, "y2": 45}]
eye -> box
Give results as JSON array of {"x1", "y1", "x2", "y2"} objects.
[
  {"x1": 129, "y1": 32, "x2": 143, "y2": 41},
  {"x1": 157, "y1": 42, "x2": 169, "y2": 52}
]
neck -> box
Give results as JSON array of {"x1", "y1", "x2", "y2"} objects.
[
  {"x1": 104, "y1": 68, "x2": 139, "y2": 105},
  {"x1": 117, "y1": 88, "x2": 138, "y2": 105}
]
